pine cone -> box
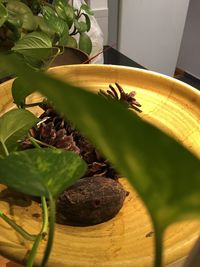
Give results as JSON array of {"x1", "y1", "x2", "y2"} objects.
[{"x1": 21, "y1": 84, "x2": 141, "y2": 180}]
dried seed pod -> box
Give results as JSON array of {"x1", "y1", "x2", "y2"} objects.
[{"x1": 56, "y1": 176, "x2": 129, "y2": 226}]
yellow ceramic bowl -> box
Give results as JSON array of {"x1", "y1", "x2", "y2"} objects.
[{"x1": 0, "y1": 65, "x2": 199, "y2": 267}]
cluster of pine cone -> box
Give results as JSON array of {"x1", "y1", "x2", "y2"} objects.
[
  {"x1": 20, "y1": 83, "x2": 142, "y2": 226},
  {"x1": 21, "y1": 83, "x2": 141, "y2": 180}
]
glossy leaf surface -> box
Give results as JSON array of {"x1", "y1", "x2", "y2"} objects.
[
  {"x1": 54, "y1": 0, "x2": 74, "y2": 25},
  {"x1": 15, "y1": 47, "x2": 60, "y2": 69},
  {"x1": 79, "y1": 32, "x2": 92, "y2": 55},
  {"x1": 58, "y1": 34, "x2": 77, "y2": 48},
  {"x1": 11, "y1": 32, "x2": 54, "y2": 68},
  {"x1": 0, "y1": 108, "x2": 38, "y2": 154},
  {"x1": 0, "y1": 148, "x2": 87, "y2": 198},
  {"x1": 74, "y1": 19, "x2": 87, "y2": 33},
  {"x1": 82, "y1": 13, "x2": 91, "y2": 32},
  {"x1": 35, "y1": 16, "x2": 56, "y2": 37},
  {"x1": 12, "y1": 31, "x2": 52, "y2": 51},
  {"x1": 7, "y1": 0, "x2": 36, "y2": 30},
  {"x1": 43, "y1": 6, "x2": 68, "y2": 37},
  {"x1": 80, "y1": 3, "x2": 94, "y2": 16}
]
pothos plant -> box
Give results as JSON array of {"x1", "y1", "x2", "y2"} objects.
[
  {"x1": 0, "y1": 53, "x2": 200, "y2": 267},
  {"x1": 0, "y1": 0, "x2": 93, "y2": 70}
]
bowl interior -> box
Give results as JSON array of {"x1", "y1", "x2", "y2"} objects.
[{"x1": 0, "y1": 65, "x2": 199, "y2": 267}]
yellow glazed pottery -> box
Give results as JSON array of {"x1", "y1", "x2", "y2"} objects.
[{"x1": 0, "y1": 65, "x2": 199, "y2": 266}]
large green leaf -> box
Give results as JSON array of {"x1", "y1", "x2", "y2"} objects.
[
  {"x1": 0, "y1": 148, "x2": 87, "y2": 198},
  {"x1": 54, "y1": 0, "x2": 74, "y2": 24},
  {"x1": 1, "y1": 54, "x2": 200, "y2": 266},
  {"x1": 12, "y1": 31, "x2": 52, "y2": 51},
  {"x1": 0, "y1": 108, "x2": 39, "y2": 155},
  {"x1": 35, "y1": 16, "x2": 56, "y2": 37},
  {"x1": 12, "y1": 77, "x2": 34, "y2": 107},
  {"x1": 11, "y1": 32, "x2": 54, "y2": 68},
  {"x1": 7, "y1": 0, "x2": 37, "y2": 30},
  {"x1": 74, "y1": 19, "x2": 88, "y2": 33},
  {"x1": 80, "y1": 3, "x2": 94, "y2": 16},
  {"x1": 82, "y1": 13, "x2": 91, "y2": 32},
  {"x1": 0, "y1": 3, "x2": 8, "y2": 27},
  {"x1": 43, "y1": 6, "x2": 68, "y2": 37},
  {"x1": 14, "y1": 47, "x2": 60, "y2": 69},
  {"x1": 58, "y1": 33, "x2": 77, "y2": 47},
  {"x1": 55, "y1": 2, "x2": 74, "y2": 29},
  {"x1": 79, "y1": 32, "x2": 92, "y2": 55}
]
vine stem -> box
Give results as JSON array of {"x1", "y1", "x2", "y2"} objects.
[
  {"x1": 1, "y1": 142, "x2": 9, "y2": 156},
  {"x1": 26, "y1": 197, "x2": 49, "y2": 267},
  {"x1": 0, "y1": 211, "x2": 36, "y2": 241},
  {"x1": 29, "y1": 136, "x2": 56, "y2": 149},
  {"x1": 29, "y1": 136, "x2": 41, "y2": 149},
  {"x1": 154, "y1": 229, "x2": 163, "y2": 267},
  {"x1": 26, "y1": 233, "x2": 43, "y2": 267},
  {"x1": 41, "y1": 193, "x2": 56, "y2": 267},
  {"x1": 152, "y1": 217, "x2": 164, "y2": 267}
]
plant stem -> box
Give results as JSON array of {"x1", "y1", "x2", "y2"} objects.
[
  {"x1": 26, "y1": 233, "x2": 43, "y2": 267},
  {"x1": 154, "y1": 227, "x2": 163, "y2": 267},
  {"x1": 41, "y1": 196, "x2": 48, "y2": 235},
  {"x1": 29, "y1": 137, "x2": 56, "y2": 149},
  {"x1": 0, "y1": 211, "x2": 36, "y2": 241},
  {"x1": 45, "y1": 47, "x2": 61, "y2": 69},
  {"x1": 26, "y1": 197, "x2": 49, "y2": 267},
  {"x1": 29, "y1": 136, "x2": 41, "y2": 149},
  {"x1": 1, "y1": 142, "x2": 9, "y2": 156},
  {"x1": 41, "y1": 194, "x2": 56, "y2": 267}
]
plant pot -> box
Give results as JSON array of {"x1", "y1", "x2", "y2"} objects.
[
  {"x1": 0, "y1": 65, "x2": 200, "y2": 266},
  {"x1": 50, "y1": 46, "x2": 89, "y2": 67}
]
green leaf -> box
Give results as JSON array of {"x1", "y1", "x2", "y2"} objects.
[
  {"x1": 0, "y1": 3, "x2": 8, "y2": 27},
  {"x1": 43, "y1": 6, "x2": 69, "y2": 37},
  {"x1": 61, "y1": 3, "x2": 74, "y2": 28},
  {"x1": 80, "y1": 3, "x2": 94, "y2": 16},
  {"x1": 12, "y1": 77, "x2": 34, "y2": 107},
  {"x1": 35, "y1": 16, "x2": 56, "y2": 37},
  {"x1": 58, "y1": 33, "x2": 77, "y2": 48},
  {"x1": 74, "y1": 19, "x2": 88, "y2": 33},
  {"x1": 7, "y1": 0, "x2": 37, "y2": 30},
  {"x1": 79, "y1": 32, "x2": 92, "y2": 55},
  {"x1": 15, "y1": 47, "x2": 59, "y2": 69},
  {"x1": 11, "y1": 32, "x2": 53, "y2": 68},
  {"x1": 12, "y1": 31, "x2": 52, "y2": 50},
  {"x1": 7, "y1": 15, "x2": 22, "y2": 28},
  {"x1": 54, "y1": 0, "x2": 74, "y2": 24},
  {"x1": 54, "y1": 0, "x2": 67, "y2": 20},
  {"x1": 0, "y1": 109, "x2": 39, "y2": 155},
  {"x1": 82, "y1": 13, "x2": 91, "y2": 32},
  {"x1": 0, "y1": 149, "x2": 87, "y2": 198}
]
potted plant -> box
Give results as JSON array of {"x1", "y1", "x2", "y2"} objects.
[
  {"x1": 0, "y1": 55, "x2": 199, "y2": 267},
  {"x1": 0, "y1": 0, "x2": 94, "y2": 69}
]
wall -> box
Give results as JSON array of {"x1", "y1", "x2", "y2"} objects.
[
  {"x1": 108, "y1": 0, "x2": 119, "y2": 46},
  {"x1": 177, "y1": 0, "x2": 200, "y2": 79},
  {"x1": 88, "y1": 0, "x2": 108, "y2": 45},
  {"x1": 118, "y1": 0, "x2": 190, "y2": 76}
]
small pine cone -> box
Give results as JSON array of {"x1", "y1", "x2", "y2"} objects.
[
  {"x1": 39, "y1": 122, "x2": 56, "y2": 141},
  {"x1": 21, "y1": 103, "x2": 119, "y2": 179}
]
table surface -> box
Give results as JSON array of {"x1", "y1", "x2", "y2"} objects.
[{"x1": 103, "y1": 46, "x2": 200, "y2": 91}]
